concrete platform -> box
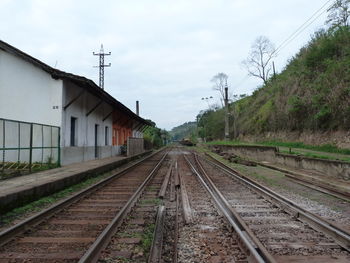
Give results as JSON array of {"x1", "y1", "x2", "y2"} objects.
[
  {"x1": 0, "y1": 151, "x2": 151, "y2": 213},
  {"x1": 259, "y1": 161, "x2": 350, "y2": 199}
]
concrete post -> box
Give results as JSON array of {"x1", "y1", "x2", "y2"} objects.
[{"x1": 224, "y1": 84, "x2": 229, "y2": 141}]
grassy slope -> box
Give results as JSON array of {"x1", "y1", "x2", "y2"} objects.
[
  {"x1": 234, "y1": 27, "x2": 350, "y2": 134},
  {"x1": 169, "y1": 121, "x2": 197, "y2": 141}
]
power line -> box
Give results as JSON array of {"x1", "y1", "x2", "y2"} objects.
[
  {"x1": 233, "y1": 0, "x2": 333, "y2": 91},
  {"x1": 232, "y1": 74, "x2": 250, "y2": 90},
  {"x1": 274, "y1": 0, "x2": 333, "y2": 56}
]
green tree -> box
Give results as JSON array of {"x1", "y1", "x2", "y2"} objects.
[
  {"x1": 326, "y1": 0, "x2": 350, "y2": 29},
  {"x1": 143, "y1": 120, "x2": 167, "y2": 149}
]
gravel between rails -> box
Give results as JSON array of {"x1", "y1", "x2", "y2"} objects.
[
  {"x1": 196, "y1": 153, "x2": 350, "y2": 259},
  {"x1": 177, "y1": 152, "x2": 247, "y2": 263},
  {"x1": 0, "y1": 153, "x2": 165, "y2": 262}
]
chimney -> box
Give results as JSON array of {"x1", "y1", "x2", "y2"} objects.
[{"x1": 136, "y1": 100, "x2": 139, "y2": 116}]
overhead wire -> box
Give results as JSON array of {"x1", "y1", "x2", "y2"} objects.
[
  {"x1": 234, "y1": 0, "x2": 334, "y2": 90},
  {"x1": 273, "y1": 0, "x2": 333, "y2": 56}
]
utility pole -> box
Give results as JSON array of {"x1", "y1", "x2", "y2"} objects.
[
  {"x1": 93, "y1": 44, "x2": 111, "y2": 89},
  {"x1": 224, "y1": 80, "x2": 229, "y2": 141}
]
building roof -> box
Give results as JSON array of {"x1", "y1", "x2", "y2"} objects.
[{"x1": 0, "y1": 39, "x2": 150, "y2": 126}]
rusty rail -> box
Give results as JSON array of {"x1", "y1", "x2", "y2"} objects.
[
  {"x1": 148, "y1": 205, "x2": 166, "y2": 263},
  {"x1": 173, "y1": 180, "x2": 179, "y2": 263},
  {"x1": 78, "y1": 152, "x2": 168, "y2": 263},
  {"x1": 0, "y1": 150, "x2": 163, "y2": 248},
  {"x1": 178, "y1": 161, "x2": 193, "y2": 225},
  {"x1": 159, "y1": 161, "x2": 173, "y2": 199},
  {"x1": 204, "y1": 153, "x2": 350, "y2": 253},
  {"x1": 184, "y1": 154, "x2": 276, "y2": 263}
]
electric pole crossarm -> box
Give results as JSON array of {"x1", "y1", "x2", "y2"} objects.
[{"x1": 93, "y1": 44, "x2": 111, "y2": 90}]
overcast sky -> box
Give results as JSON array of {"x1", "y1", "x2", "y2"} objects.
[{"x1": 0, "y1": 0, "x2": 331, "y2": 130}]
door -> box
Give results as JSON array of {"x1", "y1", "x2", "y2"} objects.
[{"x1": 95, "y1": 124, "x2": 99, "y2": 158}]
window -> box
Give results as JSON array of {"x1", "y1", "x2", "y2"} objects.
[
  {"x1": 70, "y1": 117, "x2": 77, "y2": 146},
  {"x1": 105, "y1": 126, "x2": 109, "y2": 146}
]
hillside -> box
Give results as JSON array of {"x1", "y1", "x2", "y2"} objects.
[
  {"x1": 235, "y1": 27, "x2": 350, "y2": 133},
  {"x1": 197, "y1": 26, "x2": 350, "y2": 146},
  {"x1": 169, "y1": 121, "x2": 197, "y2": 141}
]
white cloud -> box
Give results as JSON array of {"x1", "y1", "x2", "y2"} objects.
[{"x1": 0, "y1": 0, "x2": 329, "y2": 129}]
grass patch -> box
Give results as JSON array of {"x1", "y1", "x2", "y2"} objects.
[
  {"x1": 279, "y1": 149, "x2": 350, "y2": 162},
  {"x1": 118, "y1": 231, "x2": 142, "y2": 238},
  {"x1": 0, "y1": 171, "x2": 112, "y2": 227},
  {"x1": 141, "y1": 223, "x2": 155, "y2": 252},
  {"x1": 99, "y1": 256, "x2": 131, "y2": 263},
  {"x1": 259, "y1": 141, "x2": 350, "y2": 155},
  {"x1": 140, "y1": 198, "x2": 161, "y2": 205},
  {"x1": 31, "y1": 162, "x2": 60, "y2": 172},
  {"x1": 207, "y1": 140, "x2": 250, "y2": 146},
  {"x1": 206, "y1": 140, "x2": 350, "y2": 157},
  {"x1": 146, "y1": 185, "x2": 157, "y2": 191}
]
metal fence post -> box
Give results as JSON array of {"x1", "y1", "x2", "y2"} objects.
[
  {"x1": 18, "y1": 122, "x2": 21, "y2": 163},
  {"x1": 2, "y1": 120, "x2": 5, "y2": 173},
  {"x1": 29, "y1": 123, "x2": 33, "y2": 173},
  {"x1": 41, "y1": 125, "x2": 44, "y2": 165}
]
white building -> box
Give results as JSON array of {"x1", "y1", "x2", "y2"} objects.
[{"x1": 0, "y1": 40, "x2": 149, "y2": 166}]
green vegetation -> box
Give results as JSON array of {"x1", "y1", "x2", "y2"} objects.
[
  {"x1": 279, "y1": 149, "x2": 350, "y2": 162},
  {"x1": 197, "y1": 108, "x2": 228, "y2": 141},
  {"x1": 190, "y1": 25, "x2": 350, "y2": 149},
  {"x1": 140, "y1": 198, "x2": 162, "y2": 205},
  {"x1": 259, "y1": 141, "x2": 350, "y2": 155},
  {"x1": 0, "y1": 158, "x2": 60, "y2": 180},
  {"x1": 31, "y1": 162, "x2": 60, "y2": 172},
  {"x1": 235, "y1": 26, "x2": 350, "y2": 133},
  {"x1": 207, "y1": 139, "x2": 350, "y2": 162},
  {"x1": 141, "y1": 223, "x2": 155, "y2": 252},
  {"x1": 208, "y1": 140, "x2": 350, "y2": 155},
  {"x1": 144, "y1": 120, "x2": 170, "y2": 149},
  {"x1": 169, "y1": 121, "x2": 197, "y2": 141},
  {"x1": 0, "y1": 172, "x2": 112, "y2": 226}
]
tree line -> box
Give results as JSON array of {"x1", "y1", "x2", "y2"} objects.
[{"x1": 196, "y1": 0, "x2": 350, "y2": 142}]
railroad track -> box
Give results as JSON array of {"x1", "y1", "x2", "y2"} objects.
[
  {"x1": 177, "y1": 153, "x2": 249, "y2": 262},
  {"x1": 98, "y1": 157, "x2": 172, "y2": 262},
  {"x1": 185, "y1": 151, "x2": 350, "y2": 262},
  {"x1": 1, "y1": 147, "x2": 349, "y2": 262},
  {"x1": 0, "y1": 150, "x2": 168, "y2": 262}
]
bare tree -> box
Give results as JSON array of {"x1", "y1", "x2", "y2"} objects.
[
  {"x1": 326, "y1": 0, "x2": 350, "y2": 29},
  {"x1": 211, "y1": 72, "x2": 228, "y2": 107},
  {"x1": 242, "y1": 36, "x2": 276, "y2": 85}
]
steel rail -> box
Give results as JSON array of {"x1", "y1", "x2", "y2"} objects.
[
  {"x1": 148, "y1": 205, "x2": 165, "y2": 263},
  {"x1": 0, "y1": 149, "x2": 163, "y2": 247},
  {"x1": 79, "y1": 152, "x2": 168, "y2": 263},
  {"x1": 184, "y1": 154, "x2": 276, "y2": 263},
  {"x1": 203, "y1": 153, "x2": 350, "y2": 252},
  {"x1": 159, "y1": 160, "x2": 174, "y2": 199},
  {"x1": 173, "y1": 179, "x2": 179, "y2": 263}
]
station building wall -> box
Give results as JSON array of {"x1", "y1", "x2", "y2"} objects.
[
  {"x1": 0, "y1": 44, "x2": 146, "y2": 166},
  {"x1": 61, "y1": 80, "x2": 116, "y2": 165},
  {"x1": 0, "y1": 50, "x2": 62, "y2": 127}
]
